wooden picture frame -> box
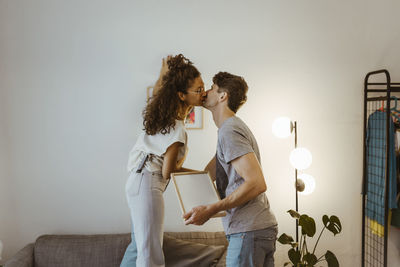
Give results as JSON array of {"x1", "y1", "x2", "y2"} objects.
[
  {"x1": 171, "y1": 171, "x2": 226, "y2": 218},
  {"x1": 185, "y1": 106, "x2": 203, "y2": 129}
]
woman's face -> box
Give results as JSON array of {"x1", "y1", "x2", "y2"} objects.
[{"x1": 182, "y1": 76, "x2": 206, "y2": 106}]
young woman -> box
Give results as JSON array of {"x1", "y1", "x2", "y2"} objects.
[{"x1": 120, "y1": 54, "x2": 205, "y2": 267}]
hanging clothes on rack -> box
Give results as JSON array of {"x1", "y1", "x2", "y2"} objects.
[
  {"x1": 391, "y1": 123, "x2": 400, "y2": 228},
  {"x1": 389, "y1": 97, "x2": 400, "y2": 123},
  {"x1": 366, "y1": 110, "x2": 398, "y2": 228}
]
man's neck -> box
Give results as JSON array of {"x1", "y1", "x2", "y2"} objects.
[{"x1": 211, "y1": 106, "x2": 235, "y2": 128}]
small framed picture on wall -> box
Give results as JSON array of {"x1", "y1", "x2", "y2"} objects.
[{"x1": 185, "y1": 106, "x2": 203, "y2": 129}]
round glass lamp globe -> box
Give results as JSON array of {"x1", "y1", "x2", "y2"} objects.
[
  {"x1": 272, "y1": 117, "x2": 292, "y2": 138},
  {"x1": 298, "y1": 174, "x2": 316, "y2": 195},
  {"x1": 289, "y1": 147, "x2": 312, "y2": 170}
]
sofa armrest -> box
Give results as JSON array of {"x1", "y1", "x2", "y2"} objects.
[{"x1": 4, "y1": 244, "x2": 34, "y2": 267}]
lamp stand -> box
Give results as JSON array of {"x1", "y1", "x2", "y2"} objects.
[{"x1": 294, "y1": 121, "x2": 299, "y2": 248}]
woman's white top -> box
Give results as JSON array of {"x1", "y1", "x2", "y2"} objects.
[{"x1": 127, "y1": 120, "x2": 188, "y2": 173}]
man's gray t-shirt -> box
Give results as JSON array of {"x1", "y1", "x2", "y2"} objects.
[{"x1": 217, "y1": 116, "x2": 277, "y2": 235}]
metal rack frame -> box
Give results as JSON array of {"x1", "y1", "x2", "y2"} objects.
[{"x1": 362, "y1": 69, "x2": 400, "y2": 267}]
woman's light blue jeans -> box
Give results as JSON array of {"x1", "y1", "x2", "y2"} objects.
[
  {"x1": 226, "y1": 226, "x2": 278, "y2": 267},
  {"x1": 120, "y1": 169, "x2": 168, "y2": 267}
]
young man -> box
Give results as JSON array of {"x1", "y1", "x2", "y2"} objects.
[{"x1": 183, "y1": 72, "x2": 278, "y2": 267}]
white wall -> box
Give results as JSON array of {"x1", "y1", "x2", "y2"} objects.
[
  {"x1": 0, "y1": 61, "x2": 17, "y2": 263},
  {"x1": 1, "y1": 0, "x2": 400, "y2": 265}
]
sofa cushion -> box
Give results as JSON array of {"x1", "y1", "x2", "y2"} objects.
[
  {"x1": 34, "y1": 234, "x2": 130, "y2": 267},
  {"x1": 31, "y1": 232, "x2": 227, "y2": 267},
  {"x1": 165, "y1": 231, "x2": 228, "y2": 247},
  {"x1": 163, "y1": 234, "x2": 226, "y2": 267}
]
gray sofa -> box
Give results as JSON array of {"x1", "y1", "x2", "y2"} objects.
[{"x1": 5, "y1": 231, "x2": 228, "y2": 267}]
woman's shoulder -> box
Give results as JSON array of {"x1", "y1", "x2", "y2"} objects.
[
  {"x1": 151, "y1": 120, "x2": 186, "y2": 142},
  {"x1": 173, "y1": 119, "x2": 186, "y2": 132},
  {"x1": 167, "y1": 120, "x2": 186, "y2": 140}
]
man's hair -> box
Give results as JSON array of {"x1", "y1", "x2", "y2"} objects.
[{"x1": 212, "y1": 72, "x2": 248, "y2": 113}]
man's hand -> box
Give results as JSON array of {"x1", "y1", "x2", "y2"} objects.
[{"x1": 183, "y1": 205, "x2": 214, "y2": 225}]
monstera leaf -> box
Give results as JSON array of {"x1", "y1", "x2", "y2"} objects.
[
  {"x1": 278, "y1": 233, "x2": 298, "y2": 249},
  {"x1": 323, "y1": 215, "x2": 342, "y2": 236},
  {"x1": 278, "y1": 233, "x2": 294, "y2": 245},
  {"x1": 303, "y1": 252, "x2": 318, "y2": 265},
  {"x1": 325, "y1": 250, "x2": 339, "y2": 267},
  {"x1": 288, "y1": 248, "x2": 301, "y2": 266},
  {"x1": 287, "y1": 209, "x2": 300, "y2": 219},
  {"x1": 299, "y1": 214, "x2": 316, "y2": 237}
]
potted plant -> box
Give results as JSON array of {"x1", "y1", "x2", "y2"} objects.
[{"x1": 278, "y1": 210, "x2": 342, "y2": 267}]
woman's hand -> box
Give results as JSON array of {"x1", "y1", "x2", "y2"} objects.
[
  {"x1": 160, "y1": 55, "x2": 171, "y2": 78},
  {"x1": 153, "y1": 55, "x2": 171, "y2": 95}
]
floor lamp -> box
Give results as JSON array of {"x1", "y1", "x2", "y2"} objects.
[{"x1": 272, "y1": 117, "x2": 316, "y2": 247}]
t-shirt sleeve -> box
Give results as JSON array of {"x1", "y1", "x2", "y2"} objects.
[
  {"x1": 220, "y1": 128, "x2": 254, "y2": 164},
  {"x1": 161, "y1": 123, "x2": 187, "y2": 154}
]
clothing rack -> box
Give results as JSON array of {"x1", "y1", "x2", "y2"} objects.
[{"x1": 362, "y1": 69, "x2": 400, "y2": 267}]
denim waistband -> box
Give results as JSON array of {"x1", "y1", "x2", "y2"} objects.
[{"x1": 135, "y1": 154, "x2": 162, "y2": 176}]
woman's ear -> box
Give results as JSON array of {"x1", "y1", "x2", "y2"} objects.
[{"x1": 177, "y1": 91, "x2": 186, "y2": 101}]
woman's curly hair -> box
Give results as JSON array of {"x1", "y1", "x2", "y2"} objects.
[{"x1": 143, "y1": 54, "x2": 200, "y2": 135}]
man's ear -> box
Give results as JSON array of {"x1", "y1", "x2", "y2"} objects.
[
  {"x1": 177, "y1": 91, "x2": 186, "y2": 101},
  {"x1": 219, "y1": 92, "x2": 228, "y2": 102}
]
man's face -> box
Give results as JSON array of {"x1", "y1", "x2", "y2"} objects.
[{"x1": 203, "y1": 83, "x2": 221, "y2": 110}]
